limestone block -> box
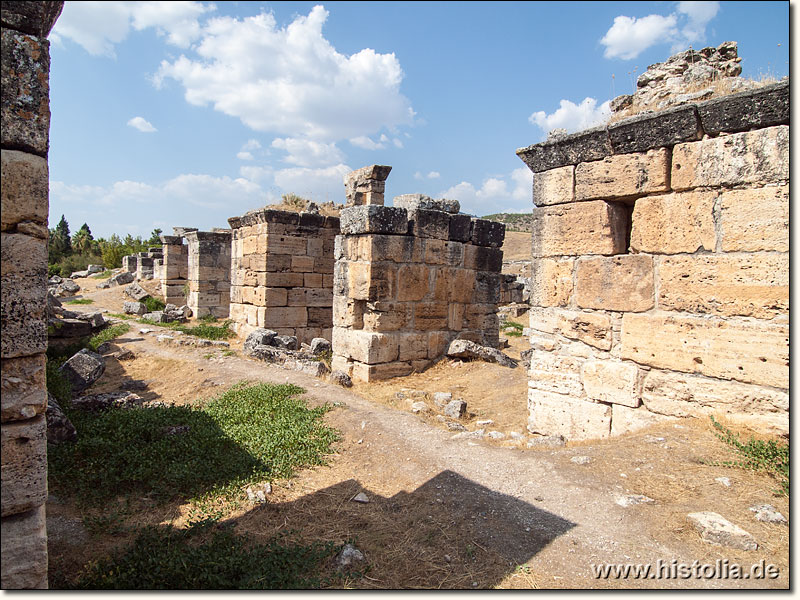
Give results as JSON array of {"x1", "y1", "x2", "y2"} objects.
[
  {"x1": 340, "y1": 205, "x2": 408, "y2": 235},
  {"x1": 307, "y1": 307, "x2": 332, "y2": 328},
  {"x1": 621, "y1": 313, "x2": 788, "y2": 389},
  {"x1": 348, "y1": 262, "x2": 397, "y2": 301},
  {"x1": 287, "y1": 287, "x2": 332, "y2": 308},
  {"x1": 1, "y1": 30, "x2": 51, "y2": 156},
  {"x1": 393, "y1": 194, "x2": 459, "y2": 214},
  {"x1": 397, "y1": 333, "x2": 429, "y2": 360},
  {"x1": 333, "y1": 297, "x2": 363, "y2": 329},
  {"x1": 447, "y1": 303, "x2": 464, "y2": 330},
  {"x1": 344, "y1": 165, "x2": 391, "y2": 206},
  {"x1": 527, "y1": 351, "x2": 584, "y2": 396},
  {"x1": 608, "y1": 105, "x2": 702, "y2": 154},
  {"x1": 575, "y1": 148, "x2": 669, "y2": 201},
  {"x1": 531, "y1": 201, "x2": 628, "y2": 257},
  {"x1": 555, "y1": 309, "x2": 612, "y2": 351},
  {"x1": 533, "y1": 165, "x2": 574, "y2": 207},
  {"x1": 464, "y1": 304, "x2": 498, "y2": 334},
  {"x1": 575, "y1": 255, "x2": 654, "y2": 312},
  {"x1": 1, "y1": 416, "x2": 47, "y2": 517},
  {"x1": 471, "y1": 219, "x2": 505, "y2": 248},
  {"x1": 658, "y1": 254, "x2": 788, "y2": 319},
  {"x1": 302, "y1": 273, "x2": 322, "y2": 288},
  {"x1": 687, "y1": 512, "x2": 758, "y2": 551},
  {"x1": 289, "y1": 255, "x2": 314, "y2": 273},
  {"x1": 427, "y1": 331, "x2": 452, "y2": 359},
  {"x1": 642, "y1": 369, "x2": 788, "y2": 436},
  {"x1": 582, "y1": 360, "x2": 640, "y2": 407},
  {"x1": 717, "y1": 186, "x2": 788, "y2": 252},
  {"x1": 671, "y1": 126, "x2": 788, "y2": 190},
  {"x1": 433, "y1": 267, "x2": 475, "y2": 303},
  {"x1": 350, "y1": 360, "x2": 413, "y2": 382},
  {"x1": 473, "y1": 271, "x2": 501, "y2": 304},
  {"x1": 444, "y1": 241, "x2": 464, "y2": 267},
  {"x1": 362, "y1": 301, "x2": 410, "y2": 332},
  {"x1": 517, "y1": 125, "x2": 611, "y2": 173},
  {"x1": 267, "y1": 235, "x2": 307, "y2": 255},
  {"x1": 1, "y1": 0, "x2": 63, "y2": 36},
  {"x1": 1, "y1": 354, "x2": 46, "y2": 422},
  {"x1": 423, "y1": 238, "x2": 447, "y2": 265},
  {"x1": 396, "y1": 264, "x2": 431, "y2": 301},
  {"x1": 361, "y1": 234, "x2": 423, "y2": 264},
  {"x1": 610, "y1": 404, "x2": 674, "y2": 436},
  {"x1": 332, "y1": 328, "x2": 399, "y2": 364},
  {"x1": 463, "y1": 245, "x2": 503, "y2": 272},
  {"x1": 1, "y1": 505, "x2": 48, "y2": 589},
  {"x1": 407, "y1": 209, "x2": 450, "y2": 240},
  {"x1": 264, "y1": 306, "x2": 307, "y2": 328},
  {"x1": 529, "y1": 258, "x2": 573, "y2": 307},
  {"x1": 697, "y1": 80, "x2": 789, "y2": 135},
  {"x1": 262, "y1": 287, "x2": 288, "y2": 307},
  {"x1": 448, "y1": 214, "x2": 473, "y2": 242},
  {"x1": 414, "y1": 302, "x2": 449, "y2": 331},
  {"x1": 527, "y1": 389, "x2": 611, "y2": 440},
  {"x1": 262, "y1": 272, "x2": 305, "y2": 288},
  {"x1": 629, "y1": 191, "x2": 716, "y2": 254},
  {"x1": 1, "y1": 233, "x2": 47, "y2": 358},
  {"x1": 528, "y1": 306, "x2": 560, "y2": 335},
  {"x1": 1, "y1": 150, "x2": 48, "y2": 234}
]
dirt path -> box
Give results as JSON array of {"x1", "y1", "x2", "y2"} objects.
[{"x1": 48, "y1": 279, "x2": 789, "y2": 589}]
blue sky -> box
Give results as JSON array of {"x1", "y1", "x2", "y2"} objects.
[{"x1": 47, "y1": 1, "x2": 789, "y2": 239}]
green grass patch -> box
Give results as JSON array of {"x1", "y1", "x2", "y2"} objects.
[
  {"x1": 66, "y1": 298, "x2": 94, "y2": 305},
  {"x1": 709, "y1": 416, "x2": 789, "y2": 496},
  {"x1": 46, "y1": 359, "x2": 73, "y2": 403},
  {"x1": 107, "y1": 313, "x2": 135, "y2": 320},
  {"x1": 48, "y1": 382, "x2": 339, "y2": 506},
  {"x1": 501, "y1": 321, "x2": 524, "y2": 337},
  {"x1": 59, "y1": 523, "x2": 341, "y2": 589},
  {"x1": 143, "y1": 318, "x2": 236, "y2": 341},
  {"x1": 87, "y1": 323, "x2": 131, "y2": 352},
  {"x1": 91, "y1": 270, "x2": 113, "y2": 279},
  {"x1": 143, "y1": 296, "x2": 166, "y2": 312}
]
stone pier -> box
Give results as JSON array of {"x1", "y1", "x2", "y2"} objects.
[
  {"x1": 159, "y1": 234, "x2": 189, "y2": 305},
  {"x1": 185, "y1": 230, "x2": 232, "y2": 319}
]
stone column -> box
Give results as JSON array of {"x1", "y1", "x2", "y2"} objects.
[
  {"x1": 344, "y1": 164, "x2": 392, "y2": 207},
  {"x1": 159, "y1": 234, "x2": 188, "y2": 305},
  {"x1": 185, "y1": 231, "x2": 232, "y2": 319},
  {"x1": 121, "y1": 254, "x2": 138, "y2": 273},
  {"x1": 1, "y1": 1, "x2": 64, "y2": 589}
]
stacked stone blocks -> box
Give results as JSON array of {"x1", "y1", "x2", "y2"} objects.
[
  {"x1": 1, "y1": 0, "x2": 64, "y2": 589},
  {"x1": 185, "y1": 230, "x2": 231, "y2": 319},
  {"x1": 159, "y1": 235, "x2": 189, "y2": 305},
  {"x1": 331, "y1": 203, "x2": 506, "y2": 382},
  {"x1": 227, "y1": 209, "x2": 338, "y2": 343},
  {"x1": 517, "y1": 81, "x2": 789, "y2": 440}
]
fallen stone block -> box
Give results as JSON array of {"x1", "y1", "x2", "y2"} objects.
[
  {"x1": 444, "y1": 399, "x2": 467, "y2": 419},
  {"x1": 749, "y1": 504, "x2": 787, "y2": 524},
  {"x1": 58, "y1": 349, "x2": 105, "y2": 394},
  {"x1": 75, "y1": 311, "x2": 105, "y2": 329},
  {"x1": 446, "y1": 339, "x2": 517, "y2": 368},
  {"x1": 54, "y1": 279, "x2": 80, "y2": 297},
  {"x1": 45, "y1": 393, "x2": 77, "y2": 444},
  {"x1": 124, "y1": 282, "x2": 150, "y2": 301},
  {"x1": 310, "y1": 337, "x2": 332, "y2": 355},
  {"x1": 244, "y1": 329, "x2": 278, "y2": 354},
  {"x1": 123, "y1": 301, "x2": 146, "y2": 315},
  {"x1": 107, "y1": 271, "x2": 134, "y2": 287},
  {"x1": 48, "y1": 318, "x2": 92, "y2": 339},
  {"x1": 70, "y1": 391, "x2": 143, "y2": 411},
  {"x1": 330, "y1": 370, "x2": 353, "y2": 387},
  {"x1": 687, "y1": 512, "x2": 758, "y2": 550},
  {"x1": 393, "y1": 194, "x2": 460, "y2": 214}
]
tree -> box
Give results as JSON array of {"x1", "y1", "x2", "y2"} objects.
[
  {"x1": 48, "y1": 215, "x2": 72, "y2": 262},
  {"x1": 72, "y1": 223, "x2": 93, "y2": 255},
  {"x1": 148, "y1": 228, "x2": 163, "y2": 245}
]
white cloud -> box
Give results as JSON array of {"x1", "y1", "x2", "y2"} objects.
[
  {"x1": 155, "y1": 6, "x2": 414, "y2": 141},
  {"x1": 415, "y1": 171, "x2": 441, "y2": 180},
  {"x1": 349, "y1": 136, "x2": 385, "y2": 150},
  {"x1": 241, "y1": 139, "x2": 262, "y2": 151},
  {"x1": 600, "y1": 1, "x2": 720, "y2": 60},
  {"x1": 127, "y1": 116, "x2": 158, "y2": 132},
  {"x1": 273, "y1": 164, "x2": 351, "y2": 202},
  {"x1": 51, "y1": 1, "x2": 213, "y2": 57},
  {"x1": 238, "y1": 165, "x2": 273, "y2": 183},
  {"x1": 392, "y1": 138, "x2": 404, "y2": 149},
  {"x1": 271, "y1": 138, "x2": 344, "y2": 168},
  {"x1": 237, "y1": 151, "x2": 254, "y2": 161},
  {"x1": 438, "y1": 167, "x2": 532, "y2": 216},
  {"x1": 529, "y1": 97, "x2": 611, "y2": 138}
]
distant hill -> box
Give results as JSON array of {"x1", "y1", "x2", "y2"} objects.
[{"x1": 481, "y1": 213, "x2": 534, "y2": 233}]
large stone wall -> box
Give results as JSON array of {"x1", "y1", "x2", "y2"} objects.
[
  {"x1": 517, "y1": 81, "x2": 789, "y2": 440},
  {"x1": 227, "y1": 209, "x2": 338, "y2": 343},
  {"x1": 185, "y1": 230, "x2": 232, "y2": 319},
  {"x1": 1, "y1": 0, "x2": 64, "y2": 589},
  {"x1": 159, "y1": 234, "x2": 189, "y2": 305},
  {"x1": 331, "y1": 202, "x2": 506, "y2": 382}
]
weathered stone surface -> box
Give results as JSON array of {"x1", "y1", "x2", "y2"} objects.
[
  {"x1": 443, "y1": 399, "x2": 467, "y2": 419},
  {"x1": 329, "y1": 370, "x2": 352, "y2": 387},
  {"x1": 310, "y1": 337, "x2": 332, "y2": 356},
  {"x1": 717, "y1": 186, "x2": 788, "y2": 252},
  {"x1": 123, "y1": 301, "x2": 146, "y2": 316},
  {"x1": 45, "y1": 392, "x2": 76, "y2": 444},
  {"x1": 124, "y1": 282, "x2": 150, "y2": 302},
  {"x1": 608, "y1": 105, "x2": 701, "y2": 154},
  {"x1": 582, "y1": 360, "x2": 640, "y2": 407},
  {"x1": 1, "y1": 1, "x2": 63, "y2": 36},
  {"x1": 697, "y1": 80, "x2": 789, "y2": 135},
  {"x1": 406, "y1": 208, "x2": 450, "y2": 240},
  {"x1": 531, "y1": 201, "x2": 628, "y2": 257},
  {"x1": 749, "y1": 504, "x2": 787, "y2": 524},
  {"x1": 517, "y1": 125, "x2": 611, "y2": 173},
  {"x1": 393, "y1": 194, "x2": 460, "y2": 214},
  {"x1": 1, "y1": 150, "x2": 48, "y2": 234},
  {"x1": 621, "y1": 313, "x2": 788, "y2": 389},
  {"x1": 555, "y1": 309, "x2": 612, "y2": 351},
  {"x1": 463, "y1": 245, "x2": 503, "y2": 272},
  {"x1": 0, "y1": 505, "x2": 48, "y2": 589},
  {"x1": 344, "y1": 165, "x2": 391, "y2": 206},
  {"x1": 70, "y1": 391, "x2": 143, "y2": 412},
  {"x1": 1, "y1": 29, "x2": 52, "y2": 156},
  {"x1": 1, "y1": 233, "x2": 47, "y2": 357},
  {"x1": 340, "y1": 205, "x2": 408, "y2": 235},
  {"x1": 575, "y1": 148, "x2": 669, "y2": 201},
  {"x1": 687, "y1": 512, "x2": 757, "y2": 551},
  {"x1": 527, "y1": 351, "x2": 583, "y2": 396},
  {"x1": 58, "y1": 348, "x2": 105, "y2": 394},
  {"x1": 448, "y1": 213, "x2": 472, "y2": 242},
  {"x1": 107, "y1": 271, "x2": 134, "y2": 287},
  {"x1": 471, "y1": 219, "x2": 505, "y2": 248},
  {"x1": 610, "y1": 404, "x2": 674, "y2": 436},
  {"x1": 532, "y1": 165, "x2": 574, "y2": 207},
  {"x1": 527, "y1": 390, "x2": 611, "y2": 440},
  {"x1": 629, "y1": 191, "x2": 716, "y2": 254},
  {"x1": 333, "y1": 328, "x2": 398, "y2": 365},
  {"x1": 671, "y1": 126, "x2": 788, "y2": 190},
  {"x1": 641, "y1": 370, "x2": 788, "y2": 436},
  {"x1": 575, "y1": 255, "x2": 654, "y2": 312},
  {"x1": 1, "y1": 354, "x2": 46, "y2": 422},
  {"x1": 447, "y1": 339, "x2": 516, "y2": 368},
  {"x1": 658, "y1": 254, "x2": 788, "y2": 319},
  {"x1": 47, "y1": 317, "x2": 91, "y2": 339},
  {"x1": 1, "y1": 416, "x2": 47, "y2": 517},
  {"x1": 529, "y1": 258, "x2": 573, "y2": 307}
]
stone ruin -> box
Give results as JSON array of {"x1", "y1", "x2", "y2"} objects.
[
  {"x1": 159, "y1": 231, "x2": 190, "y2": 305},
  {"x1": 344, "y1": 164, "x2": 392, "y2": 206},
  {"x1": 227, "y1": 209, "x2": 338, "y2": 344},
  {"x1": 517, "y1": 79, "x2": 788, "y2": 440},
  {"x1": 185, "y1": 230, "x2": 232, "y2": 319},
  {"x1": 330, "y1": 175, "x2": 506, "y2": 382}
]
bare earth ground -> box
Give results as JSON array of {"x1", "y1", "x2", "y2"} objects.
[{"x1": 47, "y1": 276, "x2": 789, "y2": 589}]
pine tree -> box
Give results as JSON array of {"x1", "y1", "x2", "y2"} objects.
[{"x1": 49, "y1": 215, "x2": 72, "y2": 261}]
